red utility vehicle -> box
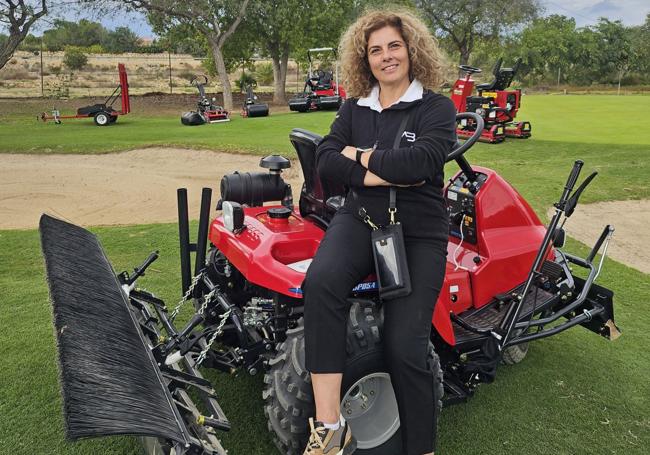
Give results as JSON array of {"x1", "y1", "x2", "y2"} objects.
[
  {"x1": 451, "y1": 58, "x2": 531, "y2": 143},
  {"x1": 289, "y1": 47, "x2": 347, "y2": 112},
  {"x1": 39, "y1": 63, "x2": 130, "y2": 126},
  {"x1": 40, "y1": 114, "x2": 619, "y2": 455}
]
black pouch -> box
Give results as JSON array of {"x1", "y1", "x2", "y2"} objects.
[
  {"x1": 370, "y1": 216, "x2": 411, "y2": 300},
  {"x1": 358, "y1": 186, "x2": 411, "y2": 300}
]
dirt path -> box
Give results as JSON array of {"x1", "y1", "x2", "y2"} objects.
[
  {"x1": 0, "y1": 148, "x2": 303, "y2": 230},
  {"x1": 556, "y1": 200, "x2": 650, "y2": 274},
  {"x1": 1, "y1": 148, "x2": 647, "y2": 274}
]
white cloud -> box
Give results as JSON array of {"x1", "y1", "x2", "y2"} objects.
[{"x1": 542, "y1": 0, "x2": 650, "y2": 26}]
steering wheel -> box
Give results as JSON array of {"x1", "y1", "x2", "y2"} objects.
[
  {"x1": 190, "y1": 75, "x2": 209, "y2": 87},
  {"x1": 446, "y1": 112, "x2": 484, "y2": 162},
  {"x1": 458, "y1": 64, "x2": 481, "y2": 74}
]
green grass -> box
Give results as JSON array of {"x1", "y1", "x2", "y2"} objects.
[
  {"x1": 0, "y1": 110, "x2": 336, "y2": 155},
  {"x1": 0, "y1": 226, "x2": 648, "y2": 454},
  {"x1": 1, "y1": 95, "x2": 649, "y2": 153}
]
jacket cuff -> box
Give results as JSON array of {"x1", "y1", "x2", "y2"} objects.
[
  {"x1": 367, "y1": 148, "x2": 385, "y2": 178},
  {"x1": 348, "y1": 163, "x2": 367, "y2": 187}
]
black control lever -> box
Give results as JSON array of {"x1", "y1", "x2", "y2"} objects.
[
  {"x1": 565, "y1": 171, "x2": 597, "y2": 217},
  {"x1": 565, "y1": 160, "x2": 584, "y2": 194},
  {"x1": 123, "y1": 250, "x2": 159, "y2": 285}
]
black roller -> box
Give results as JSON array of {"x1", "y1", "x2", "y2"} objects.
[
  {"x1": 317, "y1": 96, "x2": 342, "y2": 110},
  {"x1": 181, "y1": 111, "x2": 205, "y2": 125},
  {"x1": 220, "y1": 171, "x2": 288, "y2": 206},
  {"x1": 245, "y1": 104, "x2": 269, "y2": 117},
  {"x1": 288, "y1": 96, "x2": 311, "y2": 112}
]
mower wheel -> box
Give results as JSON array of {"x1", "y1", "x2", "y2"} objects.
[
  {"x1": 93, "y1": 111, "x2": 111, "y2": 126},
  {"x1": 501, "y1": 340, "x2": 529, "y2": 365},
  {"x1": 263, "y1": 300, "x2": 443, "y2": 455}
]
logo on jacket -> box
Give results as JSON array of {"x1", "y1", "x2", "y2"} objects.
[{"x1": 402, "y1": 131, "x2": 416, "y2": 142}]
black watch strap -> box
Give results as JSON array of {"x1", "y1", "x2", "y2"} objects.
[{"x1": 355, "y1": 148, "x2": 364, "y2": 164}]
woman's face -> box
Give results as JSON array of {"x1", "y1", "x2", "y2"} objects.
[{"x1": 366, "y1": 25, "x2": 410, "y2": 87}]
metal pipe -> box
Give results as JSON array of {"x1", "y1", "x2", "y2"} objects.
[
  {"x1": 177, "y1": 188, "x2": 191, "y2": 296},
  {"x1": 194, "y1": 188, "x2": 212, "y2": 276},
  {"x1": 506, "y1": 306, "x2": 604, "y2": 347},
  {"x1": 501, "y1": 160, "x2": 584, "y2": 346}
]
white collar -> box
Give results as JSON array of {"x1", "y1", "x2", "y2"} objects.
[{"x1": 357, "y1": 79, "x2": 423, "y2": 113}]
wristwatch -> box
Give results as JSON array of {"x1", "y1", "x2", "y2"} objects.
[{"x1": 355, "y1": 148, "x2": 367, "y2": 164}]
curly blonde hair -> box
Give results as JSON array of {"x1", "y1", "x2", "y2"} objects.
[{"x1": 338, "y1": 8, "x2": 444, "y2": 98}]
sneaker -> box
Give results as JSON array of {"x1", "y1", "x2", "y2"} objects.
[{"x1": 303, "y1": 417, "x2": 357, "y2": 455}]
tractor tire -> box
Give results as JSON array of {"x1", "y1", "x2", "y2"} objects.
[
  {"x1": 263, "y1": 300, "x2": 443, "y2": 455},
  {"x1": 501, "y1": 340, "x2": 529, "y2": 365},
  {"x1": 93, "y1": 111, "x2": 111, "y2": 126}
]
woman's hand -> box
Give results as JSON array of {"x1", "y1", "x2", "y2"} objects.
[{"x1": 341, "y1": 146, "x2": 358, "y2": 161}]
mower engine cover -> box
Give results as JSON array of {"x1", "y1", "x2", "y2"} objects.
[{"x1": 181, "y1": 111, "x2": 206, "y2": 126}]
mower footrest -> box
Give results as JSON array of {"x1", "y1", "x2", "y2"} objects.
[{"x1": 453, "y1": 285, "x2": 555, "y2": 345}]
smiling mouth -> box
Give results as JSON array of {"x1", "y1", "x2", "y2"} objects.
[{"x1": 382, "y1": 64, "x2": 399, "y2": 71}]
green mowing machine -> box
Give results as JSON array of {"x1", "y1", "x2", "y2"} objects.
[{"x1": 39, "y1": 114, "x2": 620, "y2": 455}]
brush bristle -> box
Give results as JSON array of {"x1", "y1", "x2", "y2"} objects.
[{"x1": 39, "y1": 214, "x2": 188, "y2": 444}]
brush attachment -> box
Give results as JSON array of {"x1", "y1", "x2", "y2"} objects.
[{"x1": 39, "y1": 214, "x2": 189, "y2": 445}]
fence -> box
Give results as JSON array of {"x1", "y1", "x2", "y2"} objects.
[{"x1": 0, "y1": 51, "x2": 307, "y2": 99}]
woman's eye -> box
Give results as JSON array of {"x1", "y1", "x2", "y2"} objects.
[
  {"x1": 390, "y1": 43, "x2": 402, "y2": 49},
  {"x1": 369, "y1": 48, "x2": 380, "y2": 55}
]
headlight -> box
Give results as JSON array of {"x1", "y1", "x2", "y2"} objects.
[{"x1": 222, "y1": 201, "x2": 244, "y2": 233}]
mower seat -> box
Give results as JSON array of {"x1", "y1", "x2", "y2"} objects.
[
  {"x1": 77, "y1": 104, "x2": 109, "y2": 116},
  {"x1": 476, "y1": 58, "x2": 522, "y2": 92},
  {"x1": 290, "y1": 128, "x2": 345, "y2": 223},
  {"x1": 317, "y1": 72, "x2": 333, "y2": 90}
]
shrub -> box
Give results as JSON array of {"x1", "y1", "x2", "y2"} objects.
[
  {"x1": 85, "y1": 44, "x2": 105, "y2": 54},
  {"x1": 255, "y1": 62, "x2": 273, "y2": 85},
  {"x1": 236, "y1": 72, "x2": 257, "y2": 92},
  {"x1": 63, "y1": 47, "x2": 88, "y2": 71}
]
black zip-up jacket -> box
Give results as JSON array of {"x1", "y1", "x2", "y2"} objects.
[{"x1": 316, "y1": 90, "x2": 457, "y2": 241}]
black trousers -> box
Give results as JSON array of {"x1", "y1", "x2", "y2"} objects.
[{"x1": 303, "y1": 208, "x2": 447, "y2": 455}]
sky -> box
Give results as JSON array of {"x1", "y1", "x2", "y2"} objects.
[{"x1": 25, "y1": 0, "x2": 650, "y2": 39}]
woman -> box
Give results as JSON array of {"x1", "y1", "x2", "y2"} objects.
[{"x1": 302, "y1": 8, "x2": 456, "y2": 455}]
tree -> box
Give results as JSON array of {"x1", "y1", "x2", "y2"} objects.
[
  {"x1": 593, "y1": 18, "x2": 631, "y2": 90},
  {"x1": 101, "y1": 26, "x2": 141, "y2": 53},
  {"x1": 416, "y1": 0, "x2": 541, "y2": 66},
  {"x1": 629, "y1": 14, "x2": 650, "y2": 80},
  {"x1": 43, "y1": 18, "x2": 107, "y2": 50},
  {"x1": 113, "y1": 0, "x2": 250, "y2": 110},
  {"x1": 0, "y1": 0, "x2": 48, "y2": 70},
  {"x1": 63, "y1": 45, "x2": 88, "y2": 70},
  {"x1": 519, "y1": 15, "x2": 578, "y2": 84}
]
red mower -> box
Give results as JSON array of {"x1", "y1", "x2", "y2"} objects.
[
  {"x1": 39, "y1": 113, "x2": 619, "y2": 455},
  {"x1": 181, "y1": 75, "x2": 230, "y2": 125},
  {"x1": 39, "y1": 63, "x2": 130, "y2": 126},
  {"x1": 289, "y1": 47, "x2": 347, "y2": 112},
  {"x1": 451, "y1": 58, "x2": 532, "y2": 143}
]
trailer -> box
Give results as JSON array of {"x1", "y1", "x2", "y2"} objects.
[{"x1": 39, "y1": 63, "x2": 130, "y2": 126}]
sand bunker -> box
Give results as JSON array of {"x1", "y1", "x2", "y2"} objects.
[{"x1": 1, "y1": 148, "x2": 647, "y2": 274}]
